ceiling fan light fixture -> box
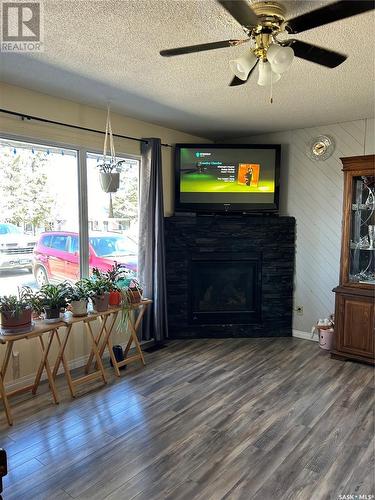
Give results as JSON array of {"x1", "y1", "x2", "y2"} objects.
[
  {"x1": 229, "y1": 50, "x2": 257, "y2": 81},
  {"x1": 257, "y1": 60, "x2": 280, "y2": 86},
  {"x1": 267, "y1": 43, "x2": 294, "y2": 74}
]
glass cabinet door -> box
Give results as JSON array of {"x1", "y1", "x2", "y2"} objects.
[{"x1": 350, "y1": 175, "x2": 375, "y2": 284}]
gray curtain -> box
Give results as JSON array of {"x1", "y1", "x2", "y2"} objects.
[{"x1": 138, "y1": 138, "x2": 168, "y2": 342}]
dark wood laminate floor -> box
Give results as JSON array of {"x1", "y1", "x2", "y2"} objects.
[{"x1": 1, "y1": 338, "x2": 374, "y2": 500}]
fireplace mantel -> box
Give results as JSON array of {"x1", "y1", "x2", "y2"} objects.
[{"x1": 165, "y1": 214, "x2": 295, "y2": 339}]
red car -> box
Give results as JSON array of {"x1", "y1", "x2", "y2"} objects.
[{"x1": 32, "y1": 231, "x2": 138, "y2": 287}]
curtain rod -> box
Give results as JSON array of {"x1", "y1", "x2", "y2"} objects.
[{"x1": 0, "y1": 108, "x2": 172, "y2": 148}]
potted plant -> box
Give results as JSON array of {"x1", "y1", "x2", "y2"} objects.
[
  {"x1": 115, "y1": 270, "x2": 143, "y2": 304},
  {"x1": 0, "y1": 287, "x2": 37, "y2": 331},
  {"x1": 127, "y1": 277, "x2": 143, "y2": 304},
  {"x1": 115, "y1": 272, "x2": 144, "y2": 331},
  {"x1": 84, "y1": 269, "x2": 112, "y2": 312},
  {"x1": 67, "y1": 281, "x2": 91, "y2": 317},
  {"x1": 104, "y1": 263, "x2": 124, "y2": 306},
  {"x1": 98, "y1": 163, "x2": 122, "y2": 193},
  {"x1": 97, "y1": 107, "x2": 125, "y2": 194},
  {"x1": 37, "y1": 282, "x2": 71, "y2": 321}
]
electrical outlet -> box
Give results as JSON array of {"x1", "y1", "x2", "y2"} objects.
[{"x1": 296, "y1": 306, "x2": 304, "y2": 316}]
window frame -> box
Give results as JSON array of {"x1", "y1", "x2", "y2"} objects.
[{"x1": 0, "y1": 133, "x2": 141, "y2": 280}]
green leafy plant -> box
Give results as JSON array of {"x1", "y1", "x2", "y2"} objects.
[
  {"x1": 97, "y1": 159, "x2": 125, "y2": 174},
  {"x1": 37, "y1": 282, "x2": 71, "y2": 310},
  {"x1": 0, "y1": 287, "x2": 39, "y2": 317},
  {"x1": 104, "y1": 262, "x2": 123, "y2": 283},
  {"x1": 87, "y1": 268, "x2": 115, "y2": 295},
  {"x1": 67, "y1": 280, "x2": 92, "y2": 302},
  {"x1": 0, "y1": 295, "x2": 29, "y2": 317}
]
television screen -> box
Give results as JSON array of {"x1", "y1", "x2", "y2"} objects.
[{"x1": 174, "y1": 144, "x2": 280, "y2": 213}]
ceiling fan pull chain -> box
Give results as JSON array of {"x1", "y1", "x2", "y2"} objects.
[{"x1": 270, "y1": 73, "x2": 274, "y2": 104}]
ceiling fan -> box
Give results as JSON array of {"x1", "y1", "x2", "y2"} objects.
[{"x1": 159, "y1": 0, "x2": 375, "y2": 88}]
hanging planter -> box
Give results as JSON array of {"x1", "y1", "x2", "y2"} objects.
[
  {"x1": 99, "y1": 172, "x2": 120, "y2": 193},
  {"x1": 97, "y1": 106, "x2": 125, "y2": 196}
]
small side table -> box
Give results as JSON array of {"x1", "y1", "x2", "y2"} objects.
[
  {"x1": 0, "y1": 321, "x2": 64, "y2": 426},
  {"x1": 85, "y1": 299, "x2": 152, "y2": 377},
  {"x1": 52, "y1": 315, "x2": 108, "y2": 398}
]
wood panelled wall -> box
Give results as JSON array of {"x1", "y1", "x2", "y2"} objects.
[{"x1": 230, "y1": 118, "x2": 375, "y2": 334}]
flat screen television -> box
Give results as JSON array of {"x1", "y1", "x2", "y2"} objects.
[{"x1": 174, "y1": 144, "x2": 281, "y2": 214}]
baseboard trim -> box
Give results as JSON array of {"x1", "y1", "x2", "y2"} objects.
[
  {"x1": 293, "y1": 329, "x2": 318, "y2": 342},
  {"x1": 5, "y1": 339, "x2": 155, "y2": 392}
]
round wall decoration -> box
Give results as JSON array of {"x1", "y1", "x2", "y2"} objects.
[{"x1": 308, "y1": 135, "x2": 335, "y2": 161}]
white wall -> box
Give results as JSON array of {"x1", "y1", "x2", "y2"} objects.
[{"x1": 230, "y1": 118, "x2": 375, "y2": 333}]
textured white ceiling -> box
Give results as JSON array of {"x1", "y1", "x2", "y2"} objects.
[{"x1": 1, "y1": 0, "x2": 374, "y2": 139}]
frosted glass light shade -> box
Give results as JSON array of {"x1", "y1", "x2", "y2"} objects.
[
  {"x1": 267, "y1": 44, "x2": 294, "y2": 74},
  {"x1": 229, "y1": 51, "x2": 257, "y2": 81},
  {"x1": 257, "y1": 61, "x2": 281, "y2": 86}
]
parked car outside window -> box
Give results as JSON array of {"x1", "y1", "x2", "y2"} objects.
[
  {"x1": 0, "y1": 223, "x2": 36, "y2": 272},
  {"x1": 32, "y1": 231, "x2": 138, "y2": 287}
]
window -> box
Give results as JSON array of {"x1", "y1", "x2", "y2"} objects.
[
  {"x1": 40, "y1": 234, "x2": 53, "y2": 247},
  {"x1": 86, "y1": 152, "x2": 139, "y2": 275},
  {"x1": 0, "y1": 138, "x2": 79, "y2": 293},
  {"x1": 0, "y1": 224, "x2": 23, "y2": 235},
  {"x1": 68, "y1": 236, "x2": 79, "y2": 254},
  {"x1": 0, "y1": 137, "x2": 140, "y2": 296},
  {"x1": 50, "y1": 235, "x2": 69, "y2": 251}
]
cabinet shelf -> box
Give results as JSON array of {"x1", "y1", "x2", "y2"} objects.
[
  {"x1": 350, "y1": 244, "x2": 375, "y2": 251},
  {"x1": 352, "y1": 204, "x2": 374, "y2": 211}
]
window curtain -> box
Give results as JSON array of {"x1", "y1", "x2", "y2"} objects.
[{"x1": 138, "y1": 138, "x2": 168, "y2": 342}]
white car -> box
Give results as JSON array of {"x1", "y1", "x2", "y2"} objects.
[{"x1": 0, "y1": 223, "x2": 36, "y2": 272}]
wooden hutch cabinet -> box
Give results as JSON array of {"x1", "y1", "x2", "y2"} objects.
[{"x1": 332, "y1": 155, "x2": 375, "y2": 364}]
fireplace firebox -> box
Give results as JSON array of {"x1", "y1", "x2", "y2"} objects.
[{"x1": 189, "y1": 253, "x2": 261, "y2": 325}]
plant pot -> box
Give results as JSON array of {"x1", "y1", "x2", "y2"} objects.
[
  {"x1": 92, "y1": 292, "x2": 110, "y2": 312},
  {"x1": 0, "y1": 309, "x2": 32, "y2": 330},
  {"x1": 70, "y1": 300, "x2": 88, "y2": 317},
  {"x1": 109, "y1": 290, "x2": 121, "y2": 307},
  {"x1": 44, "y1": 307, "x2": 61, "y2": 320},
  {"x1": 99, "y1": 172, "x2": 120, "y2": 193},
  {"x1": 128, "y1": 288, "x2": 142, "y2": 304}
]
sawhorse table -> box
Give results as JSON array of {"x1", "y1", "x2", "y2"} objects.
[
  {"x1": 0, "y1": 321, "x2": 65, "y2": 426},
  {"x1": 52, "y1": 314, "x2": 108, "y2": 398},
  {"x1": 85, "y1": 299, "x2": 152, "y2": 377}
]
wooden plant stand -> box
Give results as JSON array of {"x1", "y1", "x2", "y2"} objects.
[
  {"x1": 85, "y1": 300, "x2": 151, "y2": 377},
  {"x1": 52, "y1": 315, "x2": 108, "y2": 398},
  {"x1": 0, "y1": 321, "x2": 65, "y2": 426}
]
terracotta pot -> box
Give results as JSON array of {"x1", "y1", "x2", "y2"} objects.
[
  {"x1": 92, "y1": 292, "x2": 110, "y2": 312},
  {"x1": 128, "y1": 289, "x2": 142, "y2": 303},
  {"x1": 70, "y1": 300, "x2": 88, "y2": 317},
  {"x1": 0, "y1": 309, "x2": 32, "y2": 329},
  {"x1": 109, "y1": 290, "x2": 121, "y2": 307}
]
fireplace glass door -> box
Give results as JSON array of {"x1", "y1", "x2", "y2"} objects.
[{"x1": 189, "y1": 253, "x2": 261, "y2": 325}]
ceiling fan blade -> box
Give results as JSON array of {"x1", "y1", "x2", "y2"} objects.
[
  {"x1": 229, "y1": 60, "x2": 258, "y2": 86},
  {"x1": 217, "y1": 0, "x2": 259, "y2": 28},
  {"x1": 160, "y1": 39, "x2": 242, "y2": 57},
  {"x1": 286, "y1": 0, "x2": 375, "y2": 34},
  {"x1": 229, "y1": 76, "x2": 247, "y2": 86},
  {"x1": 287, "y1": 40, "x2": 347, "y2": 68}
]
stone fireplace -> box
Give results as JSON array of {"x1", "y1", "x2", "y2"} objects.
[{"x1": 165, "y1": 214, "x2": 295, "y2": 338}]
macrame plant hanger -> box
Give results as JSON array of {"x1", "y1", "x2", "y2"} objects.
[{"x1": 99, "y1": 105, "x2": 120, "y2": 218}]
